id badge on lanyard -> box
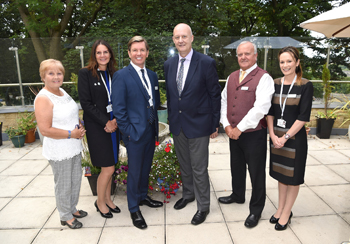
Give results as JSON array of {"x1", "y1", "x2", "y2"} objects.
[
  {"x1": 278, "y1": 75, "x2": 296, "y2": 128},
  {"x1": 99, "y1": 71, "x2": 112, "y2": 113}
]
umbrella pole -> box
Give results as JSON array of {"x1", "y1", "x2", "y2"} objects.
[{"x1": 326, "y1": 46, "x2": 330, "y2": 68}]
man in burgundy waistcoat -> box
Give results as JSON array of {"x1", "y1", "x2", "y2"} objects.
[{"x1": 219, "y1": 41, "x2": 274, "y2": 228}]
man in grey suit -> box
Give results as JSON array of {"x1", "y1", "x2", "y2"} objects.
[{"x1": 164, "y1": 23, "x2": 221, "y2": 225}]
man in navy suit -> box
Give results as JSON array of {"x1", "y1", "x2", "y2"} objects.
[
  {"x1": 164, "y1": 23, "x2": 221, "y2": 225},
  {"x1": 112, "y1": 36, "x2": 162, "y2": 230}
]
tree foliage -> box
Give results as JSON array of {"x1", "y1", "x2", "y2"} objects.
[{"x1": 14, "y1": 0, "x2": 105, "y2": 62}]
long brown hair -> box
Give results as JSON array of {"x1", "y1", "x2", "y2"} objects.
[
  {"x1": 278, "y1": 46, "x2": 303, "y2": 85},
  {"x1": 86, "y1": 40, "x2": 117, "y2": 79}
]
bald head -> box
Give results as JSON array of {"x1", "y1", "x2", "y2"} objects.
[{"x1": 173, "y1": 23, "x2": 194, "y2": 57}]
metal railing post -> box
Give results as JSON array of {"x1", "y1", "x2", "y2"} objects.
[{"x1": 9, "y1": 47, "x2": 25, "y2": 106}]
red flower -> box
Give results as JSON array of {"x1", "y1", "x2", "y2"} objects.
[
  {"x1": 165, "y1": 146, "x2": 171, "y2": 153},
  {"x1": 155, "y1": 141, "x2": 160, "y2": 146},
  {"x1": 166, "y1": 195, "x2": 171, "y2": 199},
  {"x1": 149, "y1": 185, "x2": 153, "y2": 190}
]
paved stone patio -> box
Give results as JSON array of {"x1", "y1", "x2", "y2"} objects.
[{"x1": 0, "y1": 133, "x2": 349, "y2": 244}]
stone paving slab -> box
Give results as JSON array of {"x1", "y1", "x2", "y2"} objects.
[{"x1": 0, "y1": 136, "x2": 349, "y2": 244}]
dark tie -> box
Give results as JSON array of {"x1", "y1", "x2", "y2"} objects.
[
  {"x1": 141, "y1": 69, "x2": 149, "y2": 88},
  {"x1": 141, "y1": 69, "x2": 155, "y2": 124},
  {"x1": 176, "y1": 58, "x2": 186, "y2": 96}
]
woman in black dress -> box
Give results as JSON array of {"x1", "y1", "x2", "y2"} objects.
[
  {"x1": 78, "y1": 40, "x2": 120, "y2": 218},
  {"x1": 267, "y1": 46, "x2": 313, "y2": 231}
]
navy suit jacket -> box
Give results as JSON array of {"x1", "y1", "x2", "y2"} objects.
[
  {"x1": 112, "y1": 64, "x2": 160, "y2": 142},
  {"x1": 164, "y1": 50, "x2": 221, "y2": 138}
]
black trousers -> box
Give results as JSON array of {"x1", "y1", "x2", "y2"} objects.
[{"x1": 229, "y1": 128, "x2": 267, "y2": 216}]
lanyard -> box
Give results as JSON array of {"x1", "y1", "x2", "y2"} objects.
[
  {"x1": 139, "y1": 69, "x2": 153, "y2": 106},
  {"x1": 279, "y1": 75, "x2": 296, "y2": 118},
  {"x1": 140, "y1": 70, "x2": 152, "y2": 99},
  {"x1": 99, "y1": 71, "x2": 112, "y2": 103}
]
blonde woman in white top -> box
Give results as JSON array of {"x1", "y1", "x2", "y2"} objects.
[{"x1": 34, "y1": 59, "x2": 86, "y2": 229}]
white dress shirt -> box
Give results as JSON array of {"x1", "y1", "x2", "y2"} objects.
[
  {"x1": 176, "y1": 49, "x2": 193, "y2": 90},
  {"x1": 220, "y1": 63, "x2": 275, "y2": 132},
  {"x1": 130, "y1": 61, "x2": 153, "y2": 106}
]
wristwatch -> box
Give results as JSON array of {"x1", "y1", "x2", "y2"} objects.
[{"x1": 284, "y1": 133, "x2": 291, "y2": 140}]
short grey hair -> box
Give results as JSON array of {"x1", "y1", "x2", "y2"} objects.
[{"x1": 236, "y1": 41, "x2": 257, "y2": 54}]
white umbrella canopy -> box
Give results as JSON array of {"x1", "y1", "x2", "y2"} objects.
[
  {"x1": 300, "y1": 2, "x2": 350, "y2": 38},
  {"x1": 224, "y1": 37, "x2": 308, "y2": 70},
  {"x1": 224, "y1": 36, "x2": 307, "y2": 49}
]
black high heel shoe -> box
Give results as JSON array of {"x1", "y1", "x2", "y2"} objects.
[
  {"x1": 270, "y1": 211, "x2": 293, "y2": 224},
  {"x1": 106, "y1": 204, "x2": 121, "y2": 213},
  {"x1": 275, "y1": 212, "x2": 293, "y2": 231},
  {"x1": 94, "y1": 200, "x2": 113, "y2": 218}
]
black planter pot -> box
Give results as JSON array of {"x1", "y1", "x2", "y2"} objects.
[
  {"x1": 87, "y1": 174, "x2": 117, "y2": 196},
  {"x1": 316, "y1": 118, "x2": 335, "y2": 139}
]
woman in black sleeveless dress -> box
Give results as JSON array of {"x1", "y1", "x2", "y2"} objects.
[{"x1": 267, "y1": 46, "x2": 313, "y2": 231}]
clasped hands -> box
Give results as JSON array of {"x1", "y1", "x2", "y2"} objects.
[
  {"x1": 270, "y1": 134, "x2": 286, "y2": 149},
  {"x1": 105, "y1": 118, "x2": 118, "y2": 133},
  {"x1": 225, "y1": 125, "x2": 242, "y2": 140},
  {"x1": 72, "y1": 123, "x2": 86, "y2": 139}
]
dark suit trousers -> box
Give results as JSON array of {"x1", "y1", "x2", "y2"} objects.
[
  {"x1": 229, "y1": 128, "x2": 267, "y2": 216},
  {"x1": 123, "y1": 123, "x2": 155, "y2": 213},
  {"x1": 173, "y1": 130, "x2": 210, "y2": 211}
]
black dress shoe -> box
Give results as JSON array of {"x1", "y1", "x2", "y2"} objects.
[
  {"x1": 244, "y1": 214, "x2": 261, "y2": 228},
  {"x1": 174, "y1": 198, "x2": 195, "y2": 210},
  {"x1": 270, "y1": 211, "x2": 293, "y2": 224},
  {"x1": 131, "y1": 210, "x2": 147, "y2": 229},
  {"x1": 106, "y1": 204, "x2": 121, "y2": 213},
  {"x1": 275, "y1": 212, "x2": 293, "y2": 231},
  {"x1": 218, "y1": 195, "x2": 245, "y2": 204},
  {"x1": 61, "y1": 219, "x2": 83, "y2": 229},
  {"x1": 94, "y1": 201, "x2": 113, "y2": 218},
  {"x1": 72, "y1": 210, "x2": 88, "y2": 218},
  {"x1": 139, "y1": 196, "x2": 163, "y2": 208},
  {"x1": 191, "y1": 210, "x2": 210, "y2": 225}
]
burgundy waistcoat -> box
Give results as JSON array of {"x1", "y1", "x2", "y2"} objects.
[{"x1": 227, "y1": 66, "x2": 268, "y2": 133}]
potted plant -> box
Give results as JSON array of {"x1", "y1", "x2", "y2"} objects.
[
  {"x1": 315, "y1": 64, "x2": 336, "y2": 139},
  {"x1": 81, "y1": 136, "x2": 117, "y2": 196},
  {"x1": 5, "y1": 124, "x2": 27, "y2": 148},
  {"x1": 149, "y1": 140, "x2": 181, "y2": 202},
  {"x1": 114, "y1": 140, "x2": 182, "y2": 202},
  {"x1": 332, "y1": 98, "x2": 350, "y2": 139},
  {"x1": 17, "y1": 112, "x2": 37, "y2": 143}
]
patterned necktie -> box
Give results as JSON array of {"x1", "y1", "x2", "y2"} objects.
[
  {"x1": 176, "y1": 58, "x2": 186, "y2": 96},
  {"x1": 141, "y1": 69, "x2": 148, "y2": 88},
  {"x1": 141, "y1": 69, "x2": 155, "y2": 124},
  {"x1": 239, "y1": 70, "x2": 246, "y2": 83}
]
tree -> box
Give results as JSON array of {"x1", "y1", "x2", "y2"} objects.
[{"x1": 15, "y1": 0, "x2": 105, "y2": 63}]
